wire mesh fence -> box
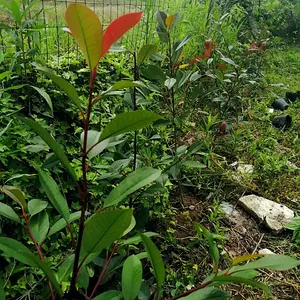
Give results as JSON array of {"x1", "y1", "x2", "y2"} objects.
[{"x1": 0, "y1": 0, "x2": 170, "y2": 66}]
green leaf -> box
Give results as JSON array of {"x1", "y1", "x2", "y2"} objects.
[
  {"x1": 122, "y1": 255, "x2": 142, "y2": 300},
  {"x1": 57, "y1": 254, "x2": 74, "y2": 283},
  {"x1": 28, "y1": 199, "x2": 48, "y2": 216},
  {"x1": 38, "y1": 168, "x2": 70, "y2": 221},
  {"x1": 174, "y1": 36, "x2": 191, "y2": 52},
  {"x1": 121, "y1": 232, "x2": 159, "y2": 245},
  {"x1": 213, "y1": 275, "x2": 271, "y2": 296},
  {"x1": 0, "y1": 202, "x2": 20, "y2": 223},
  {"x1": 104, "y1": 168, "x2": 162, "y2": 207},
  {"x1": 99, "y1": 111, "x2": 162, "y2": 142},
  {"x1": 48, "y1": 211, "x2": 81, "y2": 237},
  {"x1": 141, "y1": 65, "x2": 166, "y2": 83},
  {"x1": 138, "y1": 282, "x2": 150, "y2": 300},
  {"x1": 0, "y1": 119, "x2": 12, "y2": 137},
  {"x1": 104, "y1": 80, "x2": 146, "y2": 94},
  {"x1": 30, "y1": 86, "x2": 53, "y2": 112},
  {"x1": 34, "y1": 65, "x2": 82, "y2": 111},
  {"x1": 1, "y1": 185, "x2": 26, "y2": 209},
  {"x1": 232, "y1": 255, "x2": 300, "y2": 272},
  {"x1": 164, "y1": 78, "x2": 176, "y2": 90},
  {"x1": 0, "y1": 237, "x2": 63, "y2": 296},
  {"x1": 182, "y1": 161, "x2": 206, "y2": 169},
  {"x1": 65, "y1": 3, "x2": 103, "y2": 69},
  {"x1": 81, "y1": 209, "x2": 132, "y2": 260},
  {"x1": 140, "y1": 234, "x2": 165, "y2": 297},
  {"x1": 194, "y1": 223, "x2": 219, "y2": 271},
  {"x1": 30, "y1": 211, "x2": 49, "y2": 245},
  {"x1": 78, "y1": 266, "x2": 89, "y2": 290},
  {"x1": 221, "y1": 57, "x2": 237, "y2": 67},
  {"x1": 0, "y1": 278, "x2": 5, "y2": 300},
  {"x1": 123, "y1": 216, "x2": 136, "y2": 236},
  {"x1": 179, "y1": 287, "x2": 230, "y2": 299},
  {"x1": 137, "y1": 45, "x2": 158, "y2": 65},
  {"x1": 93, "y1": 290, "x2": 123, "y2": 300},
  {"x1": 20, "y1": 118, "x2": 77, "y2": 181}
]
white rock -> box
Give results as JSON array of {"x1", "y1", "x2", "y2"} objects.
[
  {"x1": 220, "y1": 202, "x2": 248, "y2": 234},
  {"x1": 238, "y1": 195, "x2": 294, "y2": 232},
  {"x1": 259, "y1": 248, "x2": 275, "y2": 255},
  {"x1": 237, "y1": 164, "x2": 254, "y2": 174}
]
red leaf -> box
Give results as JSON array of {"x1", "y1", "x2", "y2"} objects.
[
  {"x1": 203, "y1": 39, "x2": 213, "y2": 58},
  {"x1": 102, "y1": 11, "x2": 143, "y2": 56}
]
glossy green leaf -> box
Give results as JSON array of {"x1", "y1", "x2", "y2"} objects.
[
  {"x1": 0, "y1": 278, "x2": 5, "y2": 300},
  {"x1": 0, "y1": 202, "x2": 20, "y2": 223},
  {"x1": 141, "y1": 65, "x2": 166, "y2": 83},
  {"x1": 195, "y1": 223, "x2": 219, "y2": 271},
  {"x1": 38, "y1": 168, "x2": 70, "y2": 221},
  {"x1": 104, "y1": 168, "x2": 162, "y2": 207},
  {"x1": 104, "y1": 80, "x2": 146, "y2": 94},
  {"x1": 65, "y1": 3, "x2": 103, "y2": 69},
  {"x1": 0, "y1": 237, "x2": 63, "y2": 296},
  {"x1": 232, "y1": 255, "x2": 300, "y2": 272},
  {"x1": 179, "y1": 287, "x2": 230, "y2": 299},
  {"x1": 213, "y1": 275, "x2": 271, "y2": 296},
  {"x1": 140, "y1": 234, "x2": 165, "y2": 297},
  {"x1": 99, "y1": 111, "x2": 162, "y2": 142},
  {"x1": 1, "y1": 185, "x2": 26, "y2": 209},
  {"x1": 93, "y1": 290, "x2": 123, "y2": 300},
  {"x1": 48, "y1": 211, "x2": 81, "y2": 237},
  {"x1": 122, "y1": 255, "x2": 142, "y2": 300},
  {"x1": 20, "y1": 118, "x2": 77, "y2": 181},
  {"x1": 78, "y1": 266, "x2": 89, "y2": 290},
  {"x1": 123, "y1": 216, "x2": 136, "y2": 236},
  {"x1": 30, "y1": 211, "x2": 49, "y2": 245},
  {"x1": 81, "y1": 209, "x2": 132, "y2": 259},
  {"x1": 28, "y1": 199, "x2": 48, "y2": 217},
  {"x1": 57, "y1": 254, "x2": 74, "y2": 283},
  {"x1": 34, "y1": 65, "x2": 82, "y2": 111},
  {"x1": 121, "y1": 232, "x2": 159, "y2": 245},
  {"x1": 164, "y1": 78, "x2": 176, "y2": 90},
  {"x1": 137, "y1": 45, "x2": 158, "y2": 65},
  {"x1": 30, "y1": 86, "x2": 53, "y2": 112}
]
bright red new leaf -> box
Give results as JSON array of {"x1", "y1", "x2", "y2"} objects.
[{"x1": 102, "y1": 11, "x2": 143, "y2": 56}]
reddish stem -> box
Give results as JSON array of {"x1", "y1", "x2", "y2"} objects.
[
  {"x1": 69, "y1": 67, "x2": 98, "y2": 293},
  {"x1": 88, "y1": 243, "x2": 118, "y2": 300},
  {"x1": 67, "y1": 222, "x2": 76, "y2": 248},
  {"x1": 22, "y1": 209, "x2": 56, "y2": 300}
]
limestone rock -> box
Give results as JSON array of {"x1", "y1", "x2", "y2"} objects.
[
  {"x1": 238, "y1": 195, "x2": 294, "y2": 232},
  {"x1": 259, "y1": 248, "x2": 275, "y2": 255}
]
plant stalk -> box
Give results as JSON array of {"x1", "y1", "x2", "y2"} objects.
[
  {"x1": 69, "y1": 67, "x2": 97, "y2": 294},
  {"x1": 22, "y1": 209, "x2": 55, "y2": 300}
]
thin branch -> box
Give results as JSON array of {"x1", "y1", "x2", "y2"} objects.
[
  {"x1": 22, "y1": 209, "x2": 55, "y2": 300},
  {"x1": 88, "y1": 243, "x2": 118, "y2": 300}
]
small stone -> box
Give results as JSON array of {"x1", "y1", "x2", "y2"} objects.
[
  {"x1": 238, "y1": 195, "x2": 294, "y2": 232},
  {"x1": 259, "y1": 248, "x2": 275, "y2": 255},
  {"x1": 189, "y1": 205, "x2": 195, "y2": 211},
  {"x1": 220, "y1": 202, "x2": 250, "y2": 233},
  {"x1": 237, "y1": 164, "x2": 254, "y2": 174}
]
